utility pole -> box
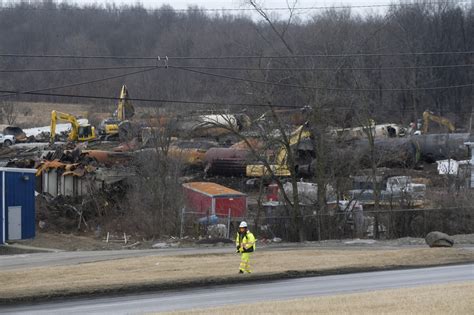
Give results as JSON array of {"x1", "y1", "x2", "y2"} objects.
[{"x1": 469, "y1": 111, "x2": 473, "y2": 134}]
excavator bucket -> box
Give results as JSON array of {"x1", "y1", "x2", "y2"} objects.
[{"x1": 117, "y1": 85, "x2": 135, "y2": 121}]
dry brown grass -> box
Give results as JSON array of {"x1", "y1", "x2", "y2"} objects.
[
  {"x1": 168, "y1": 281, "x2": 474, "y2": 315},
  {"x1": 14, "y1": 232, "x2": 125, "y2": 251},
  {"x1": 0, "y1": 248, "x2": 473, "y2": 300},
  {"x1": 11, "y1": 102, "x2": 94, "y2": 127},
  {"x1": 11, "y1": 101, "x2": 152, "y2": 127}
]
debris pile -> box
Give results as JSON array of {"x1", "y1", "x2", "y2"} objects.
[
  {"x1": 2, "y1": 85, "x2": 473, "y2": 242},
  {"x1": 36, "y1": 194, "x2": 88, "y2": 232}
]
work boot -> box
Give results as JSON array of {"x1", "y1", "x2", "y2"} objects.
[{"x1": 239, "y1": 270, "x2": 244, "y2": 274}]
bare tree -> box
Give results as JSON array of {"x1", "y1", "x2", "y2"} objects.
[
  {"x1": 123, "y1": 113, "x2": 184, "y2": 238},
  {"x1": 0, "y1": 2, "x2": 470, "y2": 121},
  {"x1": 360, "y1": 117, "x2": 382, "y2": 239},
  {"x1": 203, "y1": 106, "x2": 309, "y2": 241},
  {"x1": 0, "y1": 102, "x2": 18, "y2": 125}
]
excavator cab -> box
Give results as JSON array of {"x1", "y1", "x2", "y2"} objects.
[
  {"x1": 78, "y1": 125, "x2": 96, "y2": 141},
  {"x1": 98, "y1": 85, "x2": 134, "y2": 139},
  {"x1": 98, "y1": 118, "x2": 120, "y2": 137}
]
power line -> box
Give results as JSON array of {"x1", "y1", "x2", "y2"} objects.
[
  {"x1": 0, "y1": 89, "x2": 298, "y2": 108},
  {"x1": 2, "y1": 88, "x2": 474, "y2": 114},
  {"x1": 0, "y1": 62, "x2": 470, "y2": 103},
  {"x1": 1, "y1": 63, "x2": 472, "y2": 73},
  {"x1": 0, "y1": 66, "x2": 159, "y2": 98},
  {"x1": 0, "y1": 65, "x2": 156, "y2": 73},
  {"x1": 0, "y1": 50, "x2": 472, "y2": 61},
  {"x1": 186, "y1": 64, "x2": 474, "y2": 71},
  {"x1": 1, "y1": 62, "x2": 469, "y2": 101},
  {"x1": 0, "y1": 2, "x2": 462, "y2": 13},
  {"x1": 168, "y1": 50, "x2": 474, "y2": 60},
  {"x1": 171, "y1": 65, "x2": 474, "y2": 92}
]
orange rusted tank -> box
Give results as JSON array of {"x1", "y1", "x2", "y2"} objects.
[
  {"x1": 168, "y1": 141, "x2": 217, "y2": 167},
  {"x1": 83, "y1": 150, "x2": 133, "y2": 166}
]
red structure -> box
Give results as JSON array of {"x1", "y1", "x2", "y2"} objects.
[
  {"x1": 266, "y1": 182, "x2": 279, "y2": 201},
  {"x1": 182, "y1": 182, "x2": 247, "y2": 217}
]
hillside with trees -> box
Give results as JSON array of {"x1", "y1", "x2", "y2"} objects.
[{"x1": 0, "y1": 1, "x2": 471, "y2": 126}]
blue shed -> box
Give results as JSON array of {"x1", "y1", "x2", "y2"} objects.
[{"x1": 0, "y1": 167, "x2": 37, "y2": 245}]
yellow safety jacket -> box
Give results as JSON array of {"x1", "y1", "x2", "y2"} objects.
[{"x1": 236, "y1": 230, "x2": 256, "y2": 253}]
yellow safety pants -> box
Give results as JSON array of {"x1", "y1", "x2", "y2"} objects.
[{"x1": 239, "y1": 252, "x2": 252, "y2": 273}]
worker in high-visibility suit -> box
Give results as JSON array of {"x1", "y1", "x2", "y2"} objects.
[{"x1": 236, "y1": 221, "x2": 256, "y2": 274}]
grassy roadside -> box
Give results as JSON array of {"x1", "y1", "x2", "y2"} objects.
[
  {"x1": 0, "y1": 248, "x2": 473, "y2": 304},
  {"x1": 168, "y1": 281, "x2": 474, "y2": 315}
]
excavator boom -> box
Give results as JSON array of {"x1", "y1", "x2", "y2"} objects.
[
  {"x1": 422, "y1": 111, "x2": 455, "y2": 133},
  {"x1": 246, "y1": 123, "x2": 312, "y2": 177},
  {"x1": 99, "y1": 85, "x2": 135, "y2": 139},
  {"x1": 50, "y1": 110, "x2": 95, "y2": 143},
  {"x1": 117, "y1": 85, "x2": 135, "y2": 121}
]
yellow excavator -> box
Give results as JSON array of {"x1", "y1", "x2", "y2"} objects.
[
  {"x1": 50, "y1": 110, "x2": 96, "y2": 143},
  {"x1": 99, "y1": 85, "x2": 135, "y2": 139},
  {"x1": 246, "y1": 124, "x2": 312, "y2": 177},
  {"x1": 422, "y1": 110, "x2": 455, "y2": 134}
]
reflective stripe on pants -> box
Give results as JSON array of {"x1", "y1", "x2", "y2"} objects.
[{"x1": 239, "y1": 252, "x2": 251, "y2": 273}]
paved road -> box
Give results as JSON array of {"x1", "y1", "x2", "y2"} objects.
[{"x1": 2, "y1": 264, "x2": 472, "y2": 314}]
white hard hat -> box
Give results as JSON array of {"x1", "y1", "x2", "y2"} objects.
[{"x1": 239, "y1": 221, "x2": 248, "y2": 228}]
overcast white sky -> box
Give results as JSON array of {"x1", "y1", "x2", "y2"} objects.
[
  {"x1": 7, "y1": 0, "x2": 471, "y2": 10},
  {"x1": 85, "y1": 0, "x2": 396, "y2": 9},
  {"x1": 69, "y1": 0, "x2": 398, "y2": 9},
  {"x1": 62, "y1": 0, "x2": 411, "y2": 19}
]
